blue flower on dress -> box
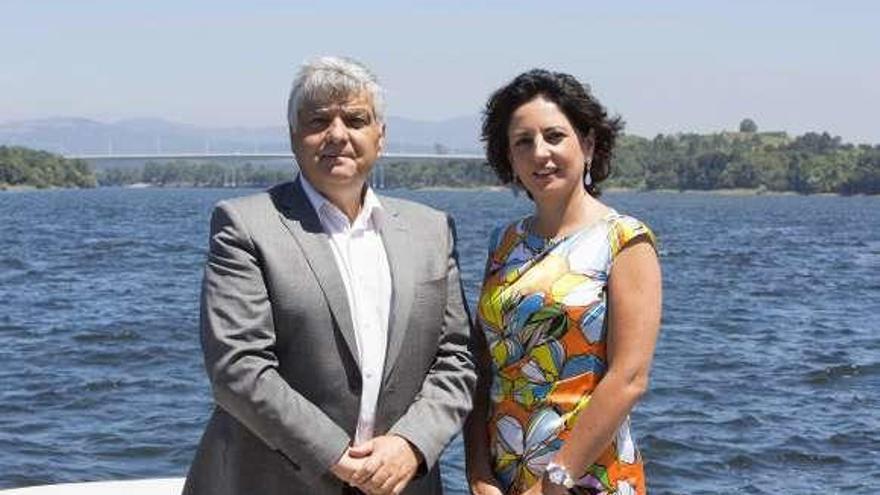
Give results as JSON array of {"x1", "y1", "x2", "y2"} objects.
[{"x1": 493, "y1": 407, "x2": 565, "y2": 491}]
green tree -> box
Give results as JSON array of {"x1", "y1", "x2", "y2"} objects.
[
  {"x1": 789, "y1": 132, "x2": 841, "y2": 153},
  {"x1": 739, "y1": 118, "x2": 758, "y2": 133},
  {"x1": 717, "y1": 158, "x2": 758, "y2": 188},
  {"x1": 0, "y1": 146, "x2": 96, "y2": 188},
  {"x1": 840, "y1": 149, "x2": 880, "y2": 194}
]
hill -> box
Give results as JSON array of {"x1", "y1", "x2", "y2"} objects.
[
  {"x1": 0, "y1": 116, "x2": 483, "y2": 157},
  {"x1": 0, "y1": 146, "x2": 96, "y2": 189}
]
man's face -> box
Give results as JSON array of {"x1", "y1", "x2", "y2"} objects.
[{"x1": 291, "y1": 92, "x2": 384, "y2": 197}]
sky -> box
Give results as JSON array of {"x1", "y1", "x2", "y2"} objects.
[{"x1": 1, "y1": 0, "x2": 878, "y2": 143}]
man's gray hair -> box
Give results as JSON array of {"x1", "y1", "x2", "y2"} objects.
[{"x1": 287, "y1": 56, "x2": 385, "y2": 131}]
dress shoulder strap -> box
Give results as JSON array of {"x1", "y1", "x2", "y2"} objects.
[{"x1": 606, "y1": 214, "x2": 657, "y2": 259}]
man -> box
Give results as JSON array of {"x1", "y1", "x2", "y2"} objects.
[{"x1": 183, "y1": 56, "x2": 476, "y2": 495}]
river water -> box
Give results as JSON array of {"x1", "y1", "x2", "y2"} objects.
[{"x1": 1, "y1": 187, "x2": 878, "y2": 494}]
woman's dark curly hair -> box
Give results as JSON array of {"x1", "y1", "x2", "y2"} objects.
[{"x1": 482, "y1": 69, "x2": 623, "y2": 197}]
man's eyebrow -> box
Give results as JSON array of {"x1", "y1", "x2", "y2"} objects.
[
  {"x1": 302, "y1": 105, "x2": 372, "y2": 115},
  {"x1": 304, "y1": 107, "x2": 332, "y2": 115},
  {"x1": 342, "y1": 106, "x2": 372, "y2": 114}
]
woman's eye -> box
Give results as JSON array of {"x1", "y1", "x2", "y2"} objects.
[
  {"x1": 513, "y1": 137, "x2": 532, "y2": 147},
  {"x1": 545, "y1": 132, "x2": 565, "y2": 144}
]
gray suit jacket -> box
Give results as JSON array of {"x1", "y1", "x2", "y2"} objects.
[{"x1": 184, "y1": 179, "x2": 477, "y2": 495}]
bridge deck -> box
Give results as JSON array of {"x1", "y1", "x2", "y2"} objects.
[{"x1": 67, "y1": 152, "x2": 484, "y2": 162}]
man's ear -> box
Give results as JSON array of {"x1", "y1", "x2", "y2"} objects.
[{"x1": 378, "y1": 122, "x2": 386, "y2": 155}]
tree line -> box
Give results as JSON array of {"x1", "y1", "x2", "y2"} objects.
[
  {"x1": 0, "y1": 146, "x2": 96, "y2": 189},
  {"x1": 102, "y1": 129, "x2": 879, "y2": 195},
  {"x1": 95, "y1": 160, "x2": 498, "y2": 189},
  {"x1": 98, "y1": 161, "x2": 292, "y2": 188},
  {"x1": 4, "y1": 123, "x2": 880, "y2": 194},
  {"x1": 610, "y1": 128, "x2": 880, "y2": 194}
]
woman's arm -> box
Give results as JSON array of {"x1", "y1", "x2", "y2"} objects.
[
  {"x1": 464, "y1": 321, "x2": 504, "y2": 495},
  {"x1": 539, "y1": 240, "x2": 662, "y2": 492}
]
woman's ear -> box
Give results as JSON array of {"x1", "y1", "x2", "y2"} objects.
[{"x1": 580, "y1": 129, "x2": 596, "y2": 161}]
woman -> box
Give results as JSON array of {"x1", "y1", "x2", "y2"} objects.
[{"x1": 465, "y1": 69, "x2": 662, "y2": 495}]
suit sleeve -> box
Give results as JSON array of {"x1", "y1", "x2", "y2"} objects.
[
  {"x1": 200, "y1": 201, "x2": 350, "y2": 479},
  {"x1": 388, "y1": 214, "x2": 478, "y2": 469}
]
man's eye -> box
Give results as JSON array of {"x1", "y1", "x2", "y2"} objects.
[{"x1": 347, "y1": 116, "x2": 370, "y2": 128}]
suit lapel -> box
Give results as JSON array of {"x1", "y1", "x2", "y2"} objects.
[
  {"x1": 274, "y1": 179, "x2": 360, "y2": 368},
  {"x1": 380, "y1": 201, "x2": 415, "y2": 385}
]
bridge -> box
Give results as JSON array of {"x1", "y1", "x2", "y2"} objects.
[{"x1": 65, "y1": 152, "x2": 485, "y2": 162}]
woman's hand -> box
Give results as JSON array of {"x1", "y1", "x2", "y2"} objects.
[
  {"x1": 469, "y1": 475, "x2": 505, "y2": 495},
  {"x1": 520, "y1": 478, "x2": 569, "y2": 495}
]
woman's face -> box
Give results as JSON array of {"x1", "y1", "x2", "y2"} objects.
[{"x1": 507, "y1": 96, "x2": 592, "y2": 203}]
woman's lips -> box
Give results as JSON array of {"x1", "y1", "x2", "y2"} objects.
[{"x1": 533, "y1": 168, "x2": 558, "y2": 177}]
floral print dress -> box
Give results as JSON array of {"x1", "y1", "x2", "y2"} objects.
[{"x1": 477, "y1": 211, "x2": 655, "y2": 495}]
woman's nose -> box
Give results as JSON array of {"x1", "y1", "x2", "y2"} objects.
[{"x1": 534, "y1": 137, "x2": 552, "y2": 160}]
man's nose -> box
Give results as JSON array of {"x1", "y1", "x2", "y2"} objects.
[{"x1": 326, "y1": 117, "x2": 348, "y2": 143}]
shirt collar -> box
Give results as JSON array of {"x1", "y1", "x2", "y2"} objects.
[{"x1": 298, "y1": 173, "x2": 385, "y2": 230}]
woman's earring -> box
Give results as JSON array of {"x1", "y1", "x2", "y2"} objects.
[{"x1": 584, "y1": 161, "x2": 593, "y2": 187}]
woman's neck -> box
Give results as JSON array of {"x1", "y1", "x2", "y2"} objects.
[{"x1": 531, "y1": 187, "x2": 605, "y2": 240}]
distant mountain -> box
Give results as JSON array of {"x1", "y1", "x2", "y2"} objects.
[
  {"x1": 385, "y1": 115, "x2": 481, "y2": 153},
  {"x1": 0, "y1": 117, "x2": 289, "y2": 155},
  {"x1": 0, "y1": 115, "x2": 483, "y2": 156}
]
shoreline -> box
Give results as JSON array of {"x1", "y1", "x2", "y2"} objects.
[
  {"x1": 0, "y1": 184, "x2": 41, "y2": 192},
  {"x1": 416, "y1": 185, "x2": 865, "y2": 197},
  {"x1": 0, "y1": 183, "x2": 95, "y2": 192},
  {"x1": 413, "y1": 185, "x2": 508, "y2": 192},
  {"x1": 622, "y1": 187, "x2": 797, "y2": 196},
  {"x1": 2, "y1": 183, "x2": 876, "y2": 197}
]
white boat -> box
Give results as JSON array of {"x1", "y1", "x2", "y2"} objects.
[{"x1": 0, "y1": 478, "x2": 183, "y2": 495}]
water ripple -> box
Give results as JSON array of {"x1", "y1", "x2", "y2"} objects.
[{"x1": 1, "y1": 188, "x2": 879, "y2": 494}]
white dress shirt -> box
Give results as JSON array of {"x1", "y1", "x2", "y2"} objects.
[{"x1": 300, "y1": 175, "x2": 392, "y2": 445}]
